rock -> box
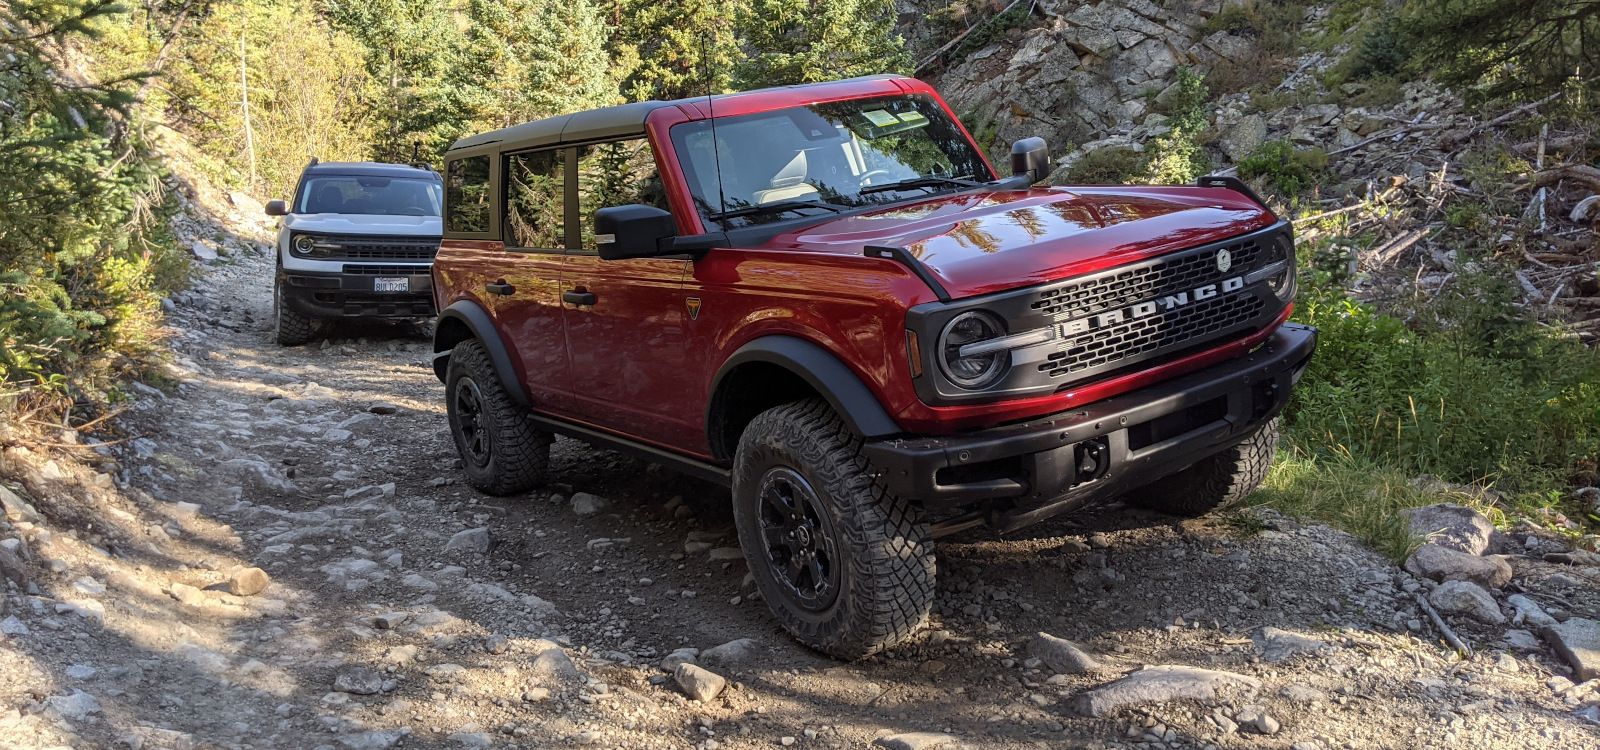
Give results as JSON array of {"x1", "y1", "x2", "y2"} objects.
[
  {"x1": 1252, "y1": 627, "x2": 1331, "y2": 662},
  {"x1": 707, "y1": 546, "x2": 744, "y2": 561},
  {"x1": 338, "y1": 729, "x2": 409, "y2": 749},
  {"x1": 1543, "y1": 618, "x2": 1600, "y2": 681},
  {"x1": 1507, "y1": 594, "x2": 1558, "y2": 628},
  {"x1": 445, "y1": 527, "x2": 492, "y2": 554},
  {"x1": 0, "y1": 483, "x2": 42, "y2": 522},
  {"x1": 1, "y1": 616, "x2": 29, "y2": 636},
  {"x1": 189, "y1": 240, "x2": 218, "y2": 261},
  {"x1": 426, "y1": 663, "x2": 467, "y2": 681},
  {"x1": 368, "y1": 402, "x2": 400, "y2": 415},
  {"x1": 1235, "y1": 705, "x2": 1280, "y2": 734},
  {"x1": 45, "y1": 689, "x2": 101, "y2": 721},
  {"x1": 1404, "y1": 503, "x2": 1494, "y2": 555},
  {"x1": 872, "y1": 732, "x2": 961, "y2": 750},
  {"x1": 699, "y1": 638, "x2": 758, "y2": 667},
  {"x1": 66, "y1": 664, "x2": 97, "y2": 680},
  {"x1": 1027, "y1": 632, "x2": 1105, "y2": 674},
  {"x1": 449, "y1": 731, "x2": 493, "y2": 748},
  {"x1": 1071, "y1": 665, "x2": 1261, "y2": 717},
  {"x1": 1218, "y1": 114, "x2": 1267, "y2": 162},
  {"x1": 570, "y1": 492, "x2": 607, "y2": 515},
  {"x1": 1504, "y1": 629, "x2": 1542, "y2": 651},
  {"x1": 484, "y1": 634, "x2": 510, "y2": 654},
  {"x1": 673, "y1": 663, "x2": 727, "y2": 702},
  {"x1": 224, "y1": 567, "x2": 271, "y2": 596},
  {"x1": 333, "y1": 666, "x2": 385, "y2": 695},
  {"x1": 1404, "y1": 543, "x2": 1512, "y2": 588},
  {"x1": 372, "y1": 612, "x2": 410, "y2": 630},
  {"x1": 1428, "y1": 580, "x2": 1506, "y2": 624},
  {"x1": 529, "y1": 641, "x2": 584, "y2": 685},
  {"x1": 660, "y1": 647, "x2": 699, "y2": 670}
]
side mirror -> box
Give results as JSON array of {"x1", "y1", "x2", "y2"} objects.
[
  {"x1": 595, "y1": 204, "x2": 677, "y2": 260},
  {"x1": 264, "y1": 200, "x2": 288, "y2": 217},
  {"x1": 1010, "y1": 137, "x2": 1050, "y2": 185}
]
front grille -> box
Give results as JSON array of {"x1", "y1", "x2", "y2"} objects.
[
  {"x1": 342, "y1": 264, "x2": 432, "y2": 276},
  {"x1": 1031, "y1": 236, "x2": 1271, "y2": 320},
  {"x1": 1040, "y1": 292, "x2": 1265, "y2": 378},
  {"x1": 297, "y1": 235, "x2": 440, "y2": 261}
]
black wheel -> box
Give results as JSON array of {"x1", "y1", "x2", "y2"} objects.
[
  {"x1": 733, "y1": 399, "x2": 934, "y2": 659},
  {"x1": 1125, "y1": 417, "x2": 1280, "y2": 516},
  {"x1": 445, "y1": 339, "x2": 549, "y2": 495},
  {"x1": 273, "y1": 283, "x2": 322, "y2": 346}
]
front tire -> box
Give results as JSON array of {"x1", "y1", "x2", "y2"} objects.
[
  {"x1": 274, "y1": 283, "x2": 322, "y2": 346},
  {"x1": 1125, "y1": 417, "x2": 1280, "y2": 516},
  {"x1": 732, "y1": 399, "x2": 934, "y2": 659},
  {"x1": 445, "y1": 339, "x2": 550, "y2": 495}
]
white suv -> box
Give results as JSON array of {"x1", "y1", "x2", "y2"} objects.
[{"x1": 264, "y1": 160, "x2": 444, "y2": 345}]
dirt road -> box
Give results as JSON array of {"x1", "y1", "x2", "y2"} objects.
[{"x1": 1, "y1": 234, "x2": 1597, "y2": 749}]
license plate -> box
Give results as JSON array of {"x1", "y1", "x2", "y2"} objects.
[{"x1": 374, "y1": 277, "x2": 408, "y2": 293}]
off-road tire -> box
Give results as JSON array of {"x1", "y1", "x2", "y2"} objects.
[
  {"x1": 445, "y1": 339, "x2": 550, "y2": 496},
  {"x1": 1126, "y1": 417, "x2": 1280, "y2": 516},
  {"x1": 273, "y1": 283, "x2": 321, "y2": 346},
  {"x1": 733, "y1": 399, "x2": 935, "y2": 659}
]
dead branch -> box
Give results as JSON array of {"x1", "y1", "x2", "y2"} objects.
[{"x1": 1528, "y1": 164, "x2": 1600, "y2": 192}]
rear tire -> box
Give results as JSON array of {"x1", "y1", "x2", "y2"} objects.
[
  {"x1": 732, "y1": 399, "x2": 934, "y2": 659},
  {"x1": 445, "y1": 339, "x2": 550, "y2": 496},
  {"x1": 1125, "y1": 417, "x2": 1280, "y2": 516},
  {"x1": 273, "y1": 283, "x2": 322, "y2": 346}
]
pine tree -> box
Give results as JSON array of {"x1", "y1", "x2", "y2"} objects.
[
  {"x1": 732, "y1": 0, "x2": 910, "y2": 88},
  {"x1": 613, "y1": 0, "x2": 737, "y2": 101},
  {"x1": 458, "y1": 0, "x2": 617, "y2": 130},
  {"x1": 1406, "y1": 0, "x2": 1600, "y2": 100},
  {"x1": 323, "y1": 0, "x2": 469, "y2": 160}
]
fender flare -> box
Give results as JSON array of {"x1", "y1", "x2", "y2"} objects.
[
  {"x1": 710, "y1": 336, "x2": 902, "y2": 441},
  {"x1": 433, "y1": 300, "x2": 530, "y2": 408}
]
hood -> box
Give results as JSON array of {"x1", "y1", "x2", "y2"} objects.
[
  {"x1": 283, "y1": 213, "x2": 443, "y2": 237},
  {"x1": 758, "y1": 187, "x2": 1277, "y2": 299}
]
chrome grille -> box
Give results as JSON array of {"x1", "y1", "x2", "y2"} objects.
[
  {"x1": 1039, "y1": 292, "x2": 1266, "y2": 378},
  {"x1": 1031, "y1": 237, "x2": 1270, "y2": 320}
]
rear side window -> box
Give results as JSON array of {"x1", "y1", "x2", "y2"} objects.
[
  {"x1": 446, "y1": 156, "x2": 491, "y2": 234},
  {"x1": 504, "y1": 150, "x2": 564, "y2": 249}
]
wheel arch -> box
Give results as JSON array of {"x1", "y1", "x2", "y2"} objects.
[
  {"x1": 707, "y1": 336, "x2": 901, "y2": 461},
  {"x1": 432, "y1": 300, "x2": 529, "y2": 408}
]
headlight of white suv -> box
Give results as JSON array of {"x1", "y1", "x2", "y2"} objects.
[
  {"x1": 938, "y1": 310, "x2": 1009, "y2": 389},
  {"x1": 292, "y1": 234, "x2": 320, "y2": 255}
]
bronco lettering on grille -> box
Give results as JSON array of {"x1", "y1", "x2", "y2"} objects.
[{"x1": 1057, "y1": 276, "x2": 1245, "y2": 336}]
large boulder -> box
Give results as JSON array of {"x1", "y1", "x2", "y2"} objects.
[
  {"x1": 1542, "y1": 618, "x2": 1600, "y2": 681},
  {"x1": 1403, "y1": 503, "x2": 1494, "y2": 555},
  {"x1": 1404, "y1": 543, "x2": 1512, "y2": 588}
]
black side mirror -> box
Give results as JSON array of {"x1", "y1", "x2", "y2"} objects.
[
  {"x1": 264, "y1": 199, "x2": 288, "y2": 217},
  {"x1": 1010, "y1": 137, "x2": 1050, "y2": 184},
  {"x1": 595, "y1": 204, "x2": 677, "y2": 260}
]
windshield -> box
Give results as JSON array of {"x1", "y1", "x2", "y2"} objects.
[
  {"x1": 295, "y1": 175, "x2": 443, "y2": 216},
  {"x1": 671, "y1": 94, "x2": 994, "y2": 228}
]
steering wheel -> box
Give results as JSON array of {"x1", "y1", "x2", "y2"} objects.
[{"x1": 859, "y1": 169, "x2": 892, "y2": 186}]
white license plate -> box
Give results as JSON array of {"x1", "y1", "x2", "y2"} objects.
[{"x1": 374, "y1": 277, "x2": 408, "y2": 293}]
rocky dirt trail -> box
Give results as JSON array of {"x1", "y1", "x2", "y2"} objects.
[{"x1": 4, "y1": 215, "x2": 1600, "y2": 750}]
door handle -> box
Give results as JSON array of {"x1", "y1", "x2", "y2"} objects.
[
  {"x1": 563, "y1": 290, "x2": 598, "y2": 306},
  {"x1": 485, "y1": 281, "x2": 515, "y2": 296}
]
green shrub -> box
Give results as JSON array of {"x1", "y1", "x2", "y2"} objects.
[
  {"x1": 1144, "y1": 70, "x2": 1212, "y2": 184},
  {"x1": 1062, "y1": 146, "x2": 1147, "y2": 184},
  {"x1": 1237, "y1": 140, "x2": 1329, "y2": 196},
  {"x1": 1346, "y1": 17, "x2": 1411, "y2": 78}
]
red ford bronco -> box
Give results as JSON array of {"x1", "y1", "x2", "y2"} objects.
[{"x1": 431, "y1": 75, "x2": 1315, "y2": 658}]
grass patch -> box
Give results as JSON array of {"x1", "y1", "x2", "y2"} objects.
[{"x1": 1251, "y1": 448, "x2": 1444, "y2": 561}]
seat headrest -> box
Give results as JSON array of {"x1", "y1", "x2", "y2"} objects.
[{"x1": 769, "y1": 151, "x2": 808, "y2": 189}]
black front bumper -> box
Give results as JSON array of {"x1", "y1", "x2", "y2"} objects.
[
  {"x1": 277, "y1": 268, "x2": 435, "y2": 319},
  {"x1": 862, "y1": 323, "x2": 1316, "y2": 533}
]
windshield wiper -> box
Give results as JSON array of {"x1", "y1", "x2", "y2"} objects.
[
  {"x1": 858, "y1": 175, "x2": 982, "y2": 196},
  {"x1": 708, "y1": 200, "x2": 847, "y2": 222}
]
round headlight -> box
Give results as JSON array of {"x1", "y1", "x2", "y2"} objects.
[
  {"x1": 938, "y1": 310, "x2": 1008, "y2": 389},
  {"x1": 293, "y1": 234, "x2": 319, "y2": 254}
]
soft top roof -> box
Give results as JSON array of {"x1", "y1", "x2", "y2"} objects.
[
  {"x1": 304, "y1": 161, "x2": 440, "y2": 180},
  {"x1": 445, "y1": 74, "x2": 913, "y2": 158}
]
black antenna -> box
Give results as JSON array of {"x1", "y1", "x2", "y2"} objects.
[{"x1": 701, "y1": 14, "x2": 728, "y2": 224}]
